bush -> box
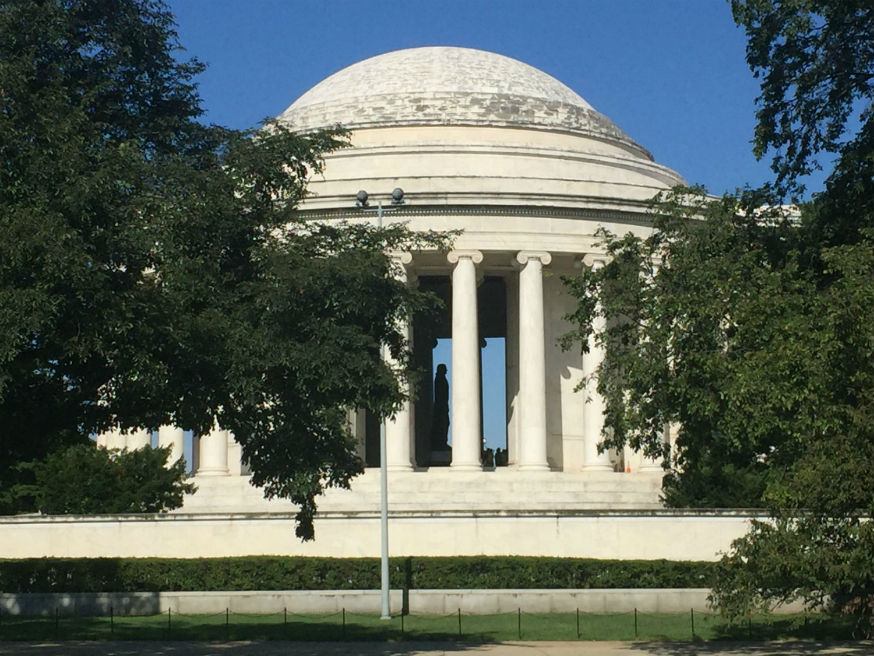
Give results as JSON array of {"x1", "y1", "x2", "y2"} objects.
[
  {"x1": 0, "y1": 557, "x2": 716, "y2": 593},
  {"x1": 34, "y1": 444, "x2": 195, "y2": 514}
]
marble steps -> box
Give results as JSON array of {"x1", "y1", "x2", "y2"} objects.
[{"x1": 179, "y1": 469, "x2": 663, "y2": 514}]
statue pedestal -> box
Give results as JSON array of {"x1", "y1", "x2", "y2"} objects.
[{"x1": 429, "y1": 449, "x2": 452, "y2": 466}]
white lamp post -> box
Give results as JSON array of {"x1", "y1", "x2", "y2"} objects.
[{"x1": 355, "y1": 187, "x2": 405, "y2": 620}]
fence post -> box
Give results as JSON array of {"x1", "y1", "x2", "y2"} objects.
[
  {"x1": 518, "y1": 607, "x2": 521, "y2": 640},
  {"x1": 341, "y1": 607, "x2": 344, "y2": 637},
  {"x1": 167, "y1": 607, "x2": 171, "y2": 636},
  {"x1": 225, "y1": 607, "x2": 229, "y2": 641},
  {"x1": 690, "y1": 608, "x2": 695, "y2": 640},
  {"x1": 457, "y1": 608, "x2": 462, "y2": 637},
  {"x1": 110, "y1": 605, "x2": 114, "y2": 636},
  {"x1": 54, "y1": 607, "x2": 59, "y2": 639},
  {"x1": 576, "y1": 607, "x2": 580, "y2": 639},
  {"x1": 634, "y1": 607, "x2": 638, "y2": 638},
  {"x1": 284, "y1": 607, "x2": 287, "y2": 626},
  {"x1": 400, "y1": 611, "x2": 404, "y2": 635}
]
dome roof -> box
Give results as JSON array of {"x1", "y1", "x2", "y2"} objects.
[
  {"x1": 279, "y1": 46, "x2": 640, "y2": 152},
  {"x1": 290, "y1": 46, "x2": 591, "y2": 110},
  {"x1": 277, "y1": 46, "x2": 685, "y2": 214}
]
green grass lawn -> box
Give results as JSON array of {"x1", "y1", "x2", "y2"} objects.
[{"x1": 0, "y1": 610, "x2": 861, "y2": 642}]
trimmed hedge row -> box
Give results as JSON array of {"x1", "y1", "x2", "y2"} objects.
[{"x1": 0, "y1": 557, "x2": 716, "y2": 593}]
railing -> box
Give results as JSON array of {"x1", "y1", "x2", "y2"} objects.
[{"x1": 0, "y1": 606, "x2": 856, "y2": 642}]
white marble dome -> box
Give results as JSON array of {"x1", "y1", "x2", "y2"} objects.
[
  {"x1": 279, "y1": 47, "x2": 649, "y2": 158},
  {"x1": 288, "y1": 46, "x2": 591, "y2": 111},
  {"x1": 278, "y1": 46, "x2": 684, "y2": 216}
]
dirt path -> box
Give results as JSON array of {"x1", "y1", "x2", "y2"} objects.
[{"x1": 0, "y1": 640, "x2": 870, "y2": 656}]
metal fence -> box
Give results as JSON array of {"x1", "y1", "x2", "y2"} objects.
[{"x1": 0, "y1": 606, "x2": 852, "y2": 642}]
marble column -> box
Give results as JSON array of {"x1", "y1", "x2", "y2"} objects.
[
  {"x1": 123, "y1": 428, "x2": 151, "y2": 450},
  {"x1": 504, "y1": 272, "x2": 520, "y2": 465},
  {"x1": 226, "y1": 431, "x2": 244, "y2": 476},
  {"x1": 581, "y1": 254, "x2": 614, "y2": 471},
  {"x1": 639, "y1": 260, "x2": 665, "y2": 473},
  {"x1": 448, "y1": 249, "x2": 483, "y2": 470},
  {"x1": 516, "y1": 251, "x2": 552, "y2": 471},
  {"x1": 351, "y1": 408, "x2": 367, "y2": 461},
  {"x1": 157, "y1": 425, "x2": 185, "y2": 465},
  {"x1": 197, "y1": 425, "x2": 229, "y2": 476},
  {"x1": 640, "y1": 423, "x2": 669, "y2": 472},
  {"x1": 97, "y1": 427, "x2": 126, "y2": 450},
  {"x1": 386, "y1": 252, "x2": 414, "y2": 471}
]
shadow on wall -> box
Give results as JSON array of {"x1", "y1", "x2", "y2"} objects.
[{"x1": 1, "y1": 592, "x2": 160, "y2": 616}]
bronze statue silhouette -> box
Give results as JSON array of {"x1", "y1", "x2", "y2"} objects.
[{"x1": 430, "y1": 363, "x2": 450, "y2": 450}]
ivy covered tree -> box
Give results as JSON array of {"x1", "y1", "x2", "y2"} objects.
[
  {"x1": 0, "y1": 0, "x2": 445, "y2": 537},
  {"x1": 563, "y1": 0, "x2": 873, "y2": 629}
]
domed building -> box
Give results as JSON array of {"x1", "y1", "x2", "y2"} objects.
[
  {"x1": 13, "y1": 48, "x2": 753, "y2": 562},
  {"x1": 280, "y1": 46, "x2": 682, "y2": 211},
  {"x1": 269, "y1": 47, "x2": 682, "y2": 479}
]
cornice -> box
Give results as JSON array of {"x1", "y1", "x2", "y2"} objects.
[{"x1": 296, "y1": 203, "x2": 656, "y2": 227}]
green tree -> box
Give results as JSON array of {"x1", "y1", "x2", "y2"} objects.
[
  {"x1": 730, "y1": 0, "x2": 873, "y2": 200},
  {"x1": 563, "y1": 193, "x2": 873, "y2": 509},
  {"x1": 0, "y1": 0, "x2": 445, "y2": 537},
  {"x1": 33, "y1": 443, "x2": 195, "y2": 514},
  {"x1": 563, "y1": 0, "x2": 873, "y2": 629}
]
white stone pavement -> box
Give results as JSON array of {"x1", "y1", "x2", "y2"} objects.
[{"x1": 0, "y1": 641, "x2": 870, "y2": 656}]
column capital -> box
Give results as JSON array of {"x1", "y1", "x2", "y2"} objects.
[
  {"x1": 447, "y1": 249, "x2": 483, "y2": 265},
  {"x1": 389, "y1": 251, "x2": 413, "y2": 265},
  {"x1": 389, "y1": 251, "x2": 413, "y2": 284},
  {"x1": 579, "y1": 253, "x2": 610, "y2": 270},
  {"x1": 515, "y1": 250, "x2": 552, "y2": 267}
]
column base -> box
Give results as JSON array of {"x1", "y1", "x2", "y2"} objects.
[
  {"x1": 518, "y1": 463, "x2": 550, "y2": 472},
  {"x1": 449, "y1": 463, "x2": 482, "y2": 471},
  {"x1": 582, "y1": 464, "x2": 614, "y2": 472},
  {"x1": 195, "y1": 468, "x2": 230, "y2": 477}
]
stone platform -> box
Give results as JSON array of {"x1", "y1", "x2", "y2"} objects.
[{"x1": 179, "y1": 468, "x2": 664, "y2": 514}]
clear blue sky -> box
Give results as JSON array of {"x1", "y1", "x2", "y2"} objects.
[
  {"x1": 166, "y1": 0, "x2": 826, "y2": 197},
  {"x1": 164, "y1": 1, "x2": 822, "y2": 454}
]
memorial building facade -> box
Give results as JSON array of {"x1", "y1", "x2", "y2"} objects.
[{"x1": 7, "y1": 48, "x2": 756, "y2": 561}]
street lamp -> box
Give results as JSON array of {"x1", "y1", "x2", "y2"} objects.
[
  {"x1": 355, "y1": 187, "x2": 405, "y2": 620},
  {"x1": 355, "y1": 187, "x2": 406, "y2": 214}
]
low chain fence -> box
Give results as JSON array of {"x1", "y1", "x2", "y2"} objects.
[{"x1": 0, "y1": 605, "x2": 859, "y2": 642}]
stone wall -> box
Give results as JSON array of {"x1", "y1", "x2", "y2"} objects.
[
  {"x1": 0, "y1": 510, "x2": 760, "y2": 560},
  {"x1": 0, "y1": 589, "x2": 806, "y2": 617}
]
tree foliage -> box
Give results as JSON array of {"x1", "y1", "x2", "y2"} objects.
[
  {"x1": 564, "y1": 0, "x2": 873, "y2": 629},
  {"x1": 0, "y1": 0, "x2": 447, "y2": 537},
  {"x1": 33, "y1": 444, "x2": 195, "y2": 514},
  {"x1": 730, "y1": 0, "x2": 874, "y2": 197},
  {"x1": 563, "y1": 195, "x2": 873, "y2": 509}
]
